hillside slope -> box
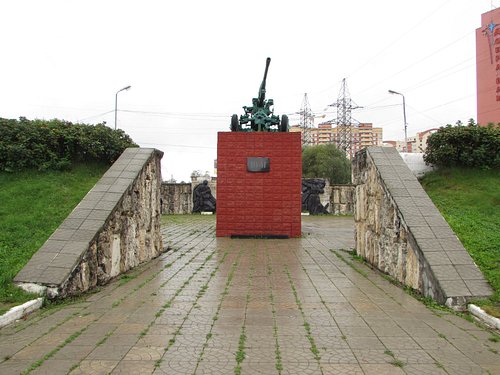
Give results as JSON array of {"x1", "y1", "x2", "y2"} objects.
[
  {"x1": 420, "y1": 168, "x2": 500, "y2": 311},
  {"x1": 0, "y1": 163, "x2": 107, "y2": 313}
]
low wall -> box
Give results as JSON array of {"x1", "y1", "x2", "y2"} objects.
[
  {"x1": 329, "y1": 184, "x2": 354, "y2": 215},
  {"x1": 15, "y1": 148, "x2": 164, "y2": 298},
  {"x1": 352, "y1": 147, "x2": 492, "y2": 309},
  {"x1": 161, "y1": 179, "x2": 354, "y2": 215},
  {"x1": 161, "y1": 183, "x2": 192, "y2": 214},
  {"x1": 160, "y1": 180, "x2": 217, "y2": 214}
]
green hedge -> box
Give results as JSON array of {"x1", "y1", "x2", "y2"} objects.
[
  {"x1": 0, "y1": 117, "x2": 137, "y2": 171},
  {"x1": 423, "y1": 121, "x2": 500, "y2": 169}
]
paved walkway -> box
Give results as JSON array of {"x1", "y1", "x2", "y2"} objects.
[{"x1": 0, "y1": 216, "x2": 498, "y2": 375}]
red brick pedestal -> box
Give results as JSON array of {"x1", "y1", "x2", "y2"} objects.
[{"x1": 216, "y1": 132, "x2": 302, "y2": 238}]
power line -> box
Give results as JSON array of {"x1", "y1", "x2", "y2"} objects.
[
  {"x1": 406, "y1": 104, "x2": 443, "y2": 126},
  {"x1": 351, "y1": 50, "x2": 490, "y2": 116},
  {"x1": 135, "y1": 141, "x2": 216, "y2": 150},
  {"x1": 356, "y1": 29, "x2": 475, "y2": 96},
  {"x1": 356, "y1": 104, "x2": 401, "y2": 113},
  {"x1": 346, "y1": 0, "x2": 453, "y2": 81},
  {"x1": 120, "y1": 109, "x2": 227, "y2": 117},
  {"x1": 314, "y1": 0, "x2": 453, "y2": 95},
  {"x1": 77, "y1": 110, "x2": 114, "y2": 123}
]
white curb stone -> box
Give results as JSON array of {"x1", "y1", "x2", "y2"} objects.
[
  {"x1": 468, "y1": 304, "x2": 500, "y2": 330},
  {"x1": 0, "y1": 298, "x2": 44, "y2": 328}
]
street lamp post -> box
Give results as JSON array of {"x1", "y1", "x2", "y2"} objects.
[
  {"x1": 114, "y1": 85, "x2": 131, "y2": 130},
  {"x1": 388, "y1": 89, "x2": 407, "y2": 152}
]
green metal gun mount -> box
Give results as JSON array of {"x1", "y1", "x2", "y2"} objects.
[{"x1": 231, "y1": 57, "x2": 289, "y2": 132}]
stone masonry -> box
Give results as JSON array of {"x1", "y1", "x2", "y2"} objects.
[
  {"x1": 161, "y1": 180, "x2": 354, "y2": 215},
  {"x1": 329, "y1": 184, "x2": 354, "y2": 215},
  {"x1": 14, "y1": 148, "x2": 164, "y2": 298},
  {"x1": 161, "y1": 183, "x2": 192, "y2": 214},
  {"x1": 352, "y1": 147, "x2": 492, "y2": 309},
  {"x1": 160, "y1": 180, "x2": 217, "y2": 215}
]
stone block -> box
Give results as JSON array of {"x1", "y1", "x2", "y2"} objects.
[
  {"x1": 430, "y1": 226, "x2": 457, "y2": 239},
  {"x1": 39, "y1": 240, "x2": 66, "y2": 253},
  {"x1": 375, "y1": 165, "x2": 396, "y2": 178},
  {"x1": 439, "y1": 279, "x2": 471, "y2": 297},
  {"x1": 38, "y1": 267, "x2": 70, "y2": 285},
  {"x1": 70, "y1": 230, "x2": 96, "y2": 242},
  {"x1": 431, "y1": 265, "x2": 461, "y2": 280},
  {"x1": 424, "y1": 215, "x2": 448, "y2": 227},
  {"x1": 410, "y1": 225, "x2": 436, "y2": 239},
  {"x1": 50, "y1": 253, "x2": 79, "y2": 268},
  {"x1": 437, "y1": 238, "x2": 465, "y2": 251},
  {"x1": 388, "y1": 188, "x2": 410, "y2": 197},
  {"x1": 424, "y1": 252, "x2": 452, "y2": 265},
  {"x1": 405, "y1": 245, "x2": 420, "y2": 290},
  {"x1": 60, "y1": 241, "x2": 89, "y2": 255},
  {"x1": 464, "y1": 279, "x2": 493, "y2": 296},
  {"x1": 50, "y1": 229, "x2": 76, "y2": 241},
  {"x1": 455, "y1": 264, "x2": 485, "y2": 280},
  {"x1": 68, "y1": 209, "x2": 92, "y2": 219},
  {"x1": 445, "y1": 251, "x2": 475, "y2": 265}
]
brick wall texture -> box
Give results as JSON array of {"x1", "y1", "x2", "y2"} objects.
[{"x1": 216, "y1": 132, "x2": 302, "y2": 237}]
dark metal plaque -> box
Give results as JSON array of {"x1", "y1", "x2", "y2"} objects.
[{"x1": 247, "y1": 157, "x2": 270, "y2": 172}]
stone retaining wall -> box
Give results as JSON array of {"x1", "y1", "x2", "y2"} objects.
[
  {"x1": 352, "y1": 147, "x2": 492, "y2": 309},
  {"x1": 160, "y1": 180, "x2": 217, "y2": 214},
  {"x1": 161, "y1": 183, "x2": 192, "y2": 214},
  {"x1": 161, "y1": 180, "x2": 354, "y2": 215},
  {"x1": 328, "y1": 184, "x2": 354, "y2": 215},
  {"x1": 14, "y1": 148, "x2": 164, "y2": 299}
]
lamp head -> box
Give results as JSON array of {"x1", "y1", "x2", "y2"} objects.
[{"x1": 117, "y1": 85, "x2": 132, "y2": 94}]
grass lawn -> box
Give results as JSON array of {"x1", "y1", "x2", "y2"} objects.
[
  {"x1": 420, "y1": 168, "x2": 500, "y2": 314},
  {"x1": 0, "y1": 163, "x2": 108, "y2": 314}
]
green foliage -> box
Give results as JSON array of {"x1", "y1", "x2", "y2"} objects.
[
  {"x1": 302, "y1": 143, "x2": 351, "y2": 184},
  {"x1": 0, "y1": 117, "x2": 137, "y2": 172},
  {"x1": 0, "y1": 163, "x2": 108, "y2": 311},
  {"x1": 423, "y1": 120, "x2": 500, "y2": 168},
  {"x1": 420, "y1": 167, "x2": 500, "y2": 309}
]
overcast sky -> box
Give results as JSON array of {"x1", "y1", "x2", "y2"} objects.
[{"x1": 1, "y1": 0, "x2": 497, "y2": 181}]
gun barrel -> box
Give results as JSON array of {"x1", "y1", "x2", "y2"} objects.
[{"x1": 258, "y1": 58, "x2": 271, "y2": 106}]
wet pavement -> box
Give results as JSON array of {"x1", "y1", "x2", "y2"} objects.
[{"x1": 0, "y1": 215, "x2": 498, "y2": 375}]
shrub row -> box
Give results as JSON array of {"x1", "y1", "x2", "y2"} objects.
[
  {"x1": 424, "y1": 121, "x2": 499, "y2": 169},
  {"x1": 0, "y1": 117, "x2": 137, "y2": 171}
]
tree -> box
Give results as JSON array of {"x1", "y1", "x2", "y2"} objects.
[{"x1": 302, "y1": 144, "x2": 351, "y2": 184}]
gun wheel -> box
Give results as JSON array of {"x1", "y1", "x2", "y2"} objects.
[
  {"x1": 231, "y1": 114, "x2": 239, "y2": 131},
  {"x1": 280, "y1": 115, "x2": 289, "y2": 132}
]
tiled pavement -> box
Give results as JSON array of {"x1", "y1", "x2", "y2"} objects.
[{"x1": 0, "y1": 216, "x2": 498, "y2": 375}]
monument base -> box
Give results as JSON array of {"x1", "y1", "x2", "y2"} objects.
[{"x1": 216, "y1": 132, "x2": 302, "y2": 238}]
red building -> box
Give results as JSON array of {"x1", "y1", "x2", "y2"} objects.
[{"x1": 476, "y1": 8, "x2": 500, "y2": 125}]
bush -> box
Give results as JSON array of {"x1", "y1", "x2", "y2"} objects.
[
  {"x1": 0, "y1": 117, "x2": 138, "y2": 171},
  {"x1": 423, "y1": 120, "x2": 500, "y2": 169}
]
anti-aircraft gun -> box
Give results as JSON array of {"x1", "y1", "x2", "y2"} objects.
[{"x1": 231, "y1": 57, "x2": 288, "y2": 132}]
